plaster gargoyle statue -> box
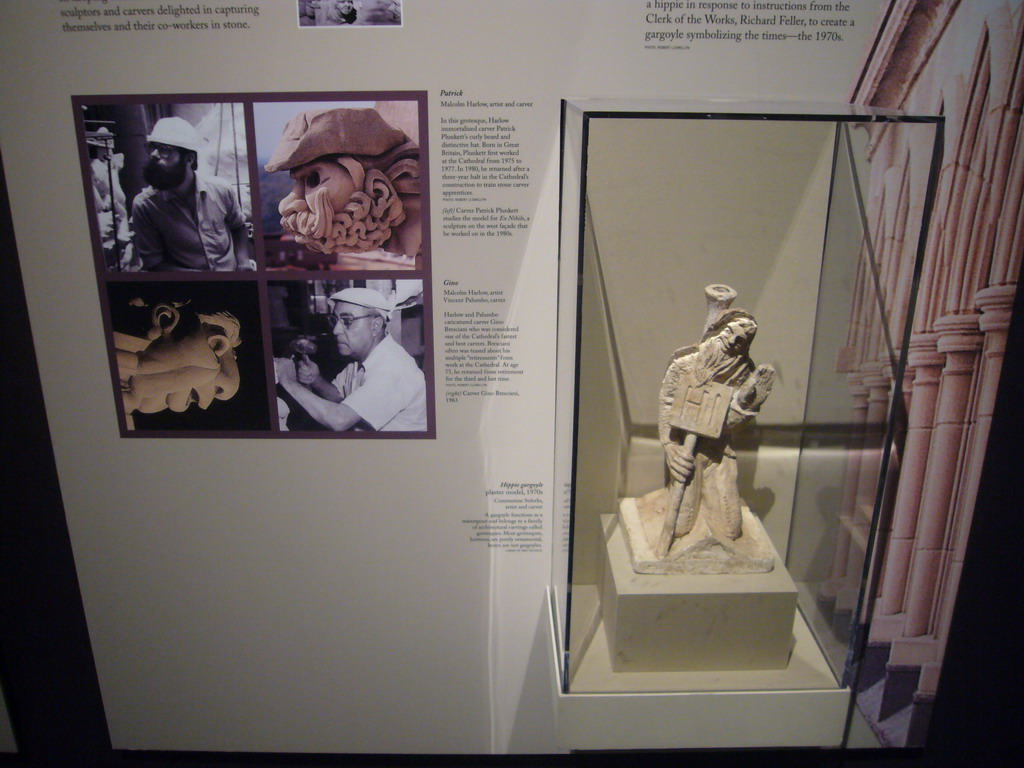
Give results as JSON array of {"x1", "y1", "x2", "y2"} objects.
[{"x1": 618, "y1": 284, "x2": 778, "y2": 574}]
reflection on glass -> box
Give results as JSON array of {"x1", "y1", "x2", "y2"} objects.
[{"x1": 555, "y1": 105, "x2": 941, "y2": 717}]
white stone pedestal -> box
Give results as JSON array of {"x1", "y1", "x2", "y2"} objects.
[{"x1": 600, "y1": 514, "x2": 797, "y2": 672}]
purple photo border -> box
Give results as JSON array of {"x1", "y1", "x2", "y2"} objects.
[{"x1": 71, "y1": 90, "x2": 435, "y2": 440}]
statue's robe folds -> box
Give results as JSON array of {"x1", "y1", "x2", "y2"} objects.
[{"x1": 651, "y1": 343, "x2": 761, "y2": 551}]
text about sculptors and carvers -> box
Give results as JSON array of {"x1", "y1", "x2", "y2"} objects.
[{"x1": 58, "y1": 0, "x2": 260, "y2": 33}]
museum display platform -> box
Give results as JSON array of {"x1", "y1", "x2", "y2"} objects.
[
  {"x1": 601, "y1": 514, "x2": 796, "y2": 673},
  {"x1": 546, "y1": 587, "x2": 849, "y2": 749}
]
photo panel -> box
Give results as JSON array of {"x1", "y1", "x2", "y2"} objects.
[
  {"x1": 253, "y1": 96, "x2": 426, "y2": 272},
  {"x1": 297, "y1": 0, "x2": 404, "y2": 28},
  {"x1": 77, "y1": 99, "x2": 253, "y2": 274},
  {"x1": 268, "y1": 277, "x2": 433, "y2": 436},
  {"x1": 106, "y1": 279, "x2": 271, "y2": 435},
  {"x1": 75, "y1": 91, "x2": 432, "y2": 439}
]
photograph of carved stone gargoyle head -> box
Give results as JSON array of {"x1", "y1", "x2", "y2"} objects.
[{"x1": 255, "y1": 99, "x2": 424, "y2": 271}]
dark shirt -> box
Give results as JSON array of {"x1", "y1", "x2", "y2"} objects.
[{"x1": 131, "y1": 173, "x2": 246, "y2": 271}]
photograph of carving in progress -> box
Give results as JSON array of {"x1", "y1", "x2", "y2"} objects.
[{"x1": 268, "y1": 278, "x2": 432, "y2": 436}]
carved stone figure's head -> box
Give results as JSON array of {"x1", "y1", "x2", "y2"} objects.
[
  {"x1": 703, "y1": 309, "x2": 757, "y2": 356},
  {"x1": 265, "y1": 108, "x2": 420, "y2": 257},
  {"x1": 115, "y1": 301, "x2": 242, "y2": 417}
]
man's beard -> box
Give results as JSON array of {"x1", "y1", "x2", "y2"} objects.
[
  {"x1": 143, "y1": 156, "x2": 188, "y2": 190},
  {"x1": 278, "y1": 169, "x2": 406, "y2": 255}
]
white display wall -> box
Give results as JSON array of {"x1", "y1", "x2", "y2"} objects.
[{"x1": 1, "y1": 0, "x2": 898, "y2": 753}]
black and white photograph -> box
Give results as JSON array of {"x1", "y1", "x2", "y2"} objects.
[
  {"x1": 106, "y1": 280, "x2": 271, "y2": 434},
  {"x1": 78, "y1": 100, "x2": 254, "y2": 273},
  {"x1": 298, "y1": 0, "x2": 403, "y2": 28},
  {"x1": 254, "y1": 96, "x2": 425, "y2": 271},
  {"x1": 269, "y1": 278, "x2": 431, "y2": 435}
]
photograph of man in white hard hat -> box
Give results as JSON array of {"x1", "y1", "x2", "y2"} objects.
[{"x1": 79, "y1": 101, "x2": 254, "y2": 272}]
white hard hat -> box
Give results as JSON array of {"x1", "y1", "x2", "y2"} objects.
[{"x1": 147, "y1": 117, "x2": 201, "y2": 152}]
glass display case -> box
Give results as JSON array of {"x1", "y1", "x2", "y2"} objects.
[{"x1": 550, "y1": 100, "x2": 943, "y2": 749}]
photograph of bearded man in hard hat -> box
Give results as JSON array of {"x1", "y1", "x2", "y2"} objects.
[{"x1": 78, "y1": 101, "x2": 254, "y2": 272}]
